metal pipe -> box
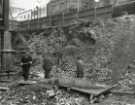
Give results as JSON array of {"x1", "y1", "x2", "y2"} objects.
[
  {"x1": 94, "y1": 4, "x2": 97, "y2": 20},
  {"x1": 0, "y1": 31, "x2": 4, "y2": 71},
  {"x1": 77, "y1": 0, "x2": 80, "y2": 12},
  {"x1": 77, "y1": 0, "x2": 80, "y2": 18},
  {"x1": 62, "y1": 12, "x2": 64, "y2": 25},
  {"x1": 94, "y1": 0, "x2": 100, "y2": 20}
]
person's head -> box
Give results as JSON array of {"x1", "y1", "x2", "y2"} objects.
[
  {"x1": 43, "y1": 53, "x2": 52, "y2": 59},
  {"x1": 22, "y1": 51, "x2": 30, "y2": 57},
  {"x1": 133, "y1": 60, "x2": 135, "y2": 63},
  {"x1": 76, "y1": 56, "x2": 82, "y2": 61}
]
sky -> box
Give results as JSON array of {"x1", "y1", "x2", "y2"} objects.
[{"x1": 11, "y1": 0, "x2": 50, "y2": 10}]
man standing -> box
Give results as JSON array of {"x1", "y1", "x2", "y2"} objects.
[
  {"x1": 42, "y1": 55, "x2": 53, "y2": 79},
  {"x1": 76, "y1": 57, "x2": 84, "y2": 78},
  {"x1": 20, "y1": 52, "x2": 32, "y2": 81}
]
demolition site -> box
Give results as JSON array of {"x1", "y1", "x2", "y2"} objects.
[{"x1": 1, "y1": 0, "x2": 135, "y2": 105}]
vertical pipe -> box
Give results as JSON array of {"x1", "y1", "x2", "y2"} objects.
[
  {"x1": 34, "y1": 8, "x2": 36, "y2": 30},
  {"x1": 39, "y1": 7, "x2": 40, "y2": 29},
  {"x1": 30, "y1": 9, "x2": 32, "y2": 32},
  {"x1": 3, "y1": 31, "x2": 12, "y2": 73},
  {"x1": 0, "y1": 32, "x2": 1, "y2": 70},
  {"x1": 62, "y1": 12, "x2": 64, "y2": 25},
  {"x1": 94, "y1": 3, "x2": 97, "y2": 20},
  {"x1": 77, "y1": 0, "x2": 80, "y2": 12},
  {"x1": 0, "y1": 32, "x2": 4, "y2": 71},
  {"x1": 37, "y1": 7, "x2": 39, "y2": 29},
  {"x1": 76, "y1": 0, "x2": 80, "y2": 19},
  {"x1": 50, "y1": 15, "x2": 52, "y2": 26},
  {"x1": 4, "y1": 0, "x2": 9, "y2": 29},
  {"x1": 0, "y1": 32, "x2": 2, "y2": 71},
  {"x1": 1, "y1": 0, "x2": 9, "y2": 72},
  {"x1": 37, "y1": 6, "x2": 39, "y2": 30}
]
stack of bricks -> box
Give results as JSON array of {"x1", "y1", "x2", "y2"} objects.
[{"x1": 96, "y1": 68, "x2": 112, "y2": 81}]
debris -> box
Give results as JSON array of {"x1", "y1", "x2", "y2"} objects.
[
  {"x1": 46, "y1": 89, "x2": 55, "y2": 97},
  {"x1": 0, "y1": 86, "x2": 9, "y2": 91},
  {"x1": 17, "y1": 80, "x2": 37, "y2": 85},
  {"x1": 10, "y1": 15, "x2": 135, "y2": 105}
]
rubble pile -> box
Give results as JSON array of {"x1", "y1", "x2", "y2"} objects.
[
  {"x1": 114, "y1": 57, "x2": 135, "y2": 91},
  {"x1": 60, "y1": 56, "x2": 77, "y2": 78},
  {"x1": 0, "y1": 85, "x2": 49, "y2": 105},
  {"x1": 1, "y1": 84, "x2": 135, "y2": 105},
  {"x1": 2, "y1": 14, "x2": 135, "y2": 105},
  {"x1": 12, "y1": 15, "x2": 135, "y2": 82},
  {"x1": 95, "y1": 68, "x2": 112, "y2": 82},
  {"x1": 50, "y1": 57, "x2": 77, "y2": 78},
  {"x1": 118, "y1": 71, "x2": 135, "y2": 91},
  {"x1": 27, "y1": 19, "x2": 114, "y2": 81},
  {"x1": 55, "y1": 90, "x2": 89, "y2": 105},
  {"x1": 102, "y1": 95, "x2": 135, "y2": 105},
  {"x1": 0, "y1": 84, "x2": 90, "y2": 105}
]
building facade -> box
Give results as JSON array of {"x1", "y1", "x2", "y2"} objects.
[
  {"x1": 115, "y1": 0, "x2": 135, "y2": 5},
  {"x1": 9, "y1": 6, "x2": 25, "y2": 20},
  {"x1": 15, "y1": 7, "x2": 47, "y2": 21},
  {"x1": 47, "y1": 0, "x2": 81, "y2": 16},
  {"x1": 15, "y1": 10, "x2": 31, "y2": 21},
  {"x1": 47, "y1": 0, "x2": 112, "y2": 16}
]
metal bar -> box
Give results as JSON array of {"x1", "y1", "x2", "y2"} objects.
[
  {"x1": 0, "y1": 32, "x2": 2, "y2": 71},
  {"x1": 0, "y1": 31, "x2": 4, "y2": 71}
]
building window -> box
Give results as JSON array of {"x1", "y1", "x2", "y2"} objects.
[{"x1": 28, "y1": 14, "x2": 30, "y2": 19}]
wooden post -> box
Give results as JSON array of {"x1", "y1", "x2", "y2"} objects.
[
  {"x1": 0, "y1": 31, "x2": 4, "y2": 71},
  {"x1": 3, "y1": 31, "x2": 13, "y2": 72},
  {"x1": 62, "y1": 12, "x2": 64, "y2": 26},
  {"x1": 4, "y1": 0, "x2": 9, "y2": 30},
  {"x1": 0, "y1": 0, "x2": 15, "y2": 80},
  {"x1": 0, "y1": 0, "x2": 9, "y2": 72}
]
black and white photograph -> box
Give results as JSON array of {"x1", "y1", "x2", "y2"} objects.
[{"x1": 0, "y1": 0, "x2": 135, "y2": 104}]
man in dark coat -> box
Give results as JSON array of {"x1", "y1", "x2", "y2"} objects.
[
  {"x1": 76, "y1": 57, "x2": 84, "y2": 78},
  {"x1": 20, "y1": 52, "x2": 32, "y2": 81},
  {"x1": 42, "y1": 55, "x2": 53, "y2": 79}
]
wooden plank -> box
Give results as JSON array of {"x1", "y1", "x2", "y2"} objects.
[
  {"x1": 0, "y1": 72, "x2": 16, "y2": 75},
  {"x1": 71, "y1": 84, "x2": 116, "y2": 96},
  {"x1": 0, "y1": 86, "x2": 9, "y2": 91},
  {"x1": 17, "y1": 80, "x2": 37, "y2": 85},
  {"x1": 35, "y1": 83, "x2": 53, "y2": 89},
  {"x1": 71, "y1": 87, "x2": 106, "y2": 96},
  {"x1": 37, "y1": 78, "x2": 58, "y2": 85},
  {"x1": 0, "y1": 80, "x2": 12, "y2": 82},
  {"x1": 111, "y1": 89, "x2": 135, "y2": 95}
]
